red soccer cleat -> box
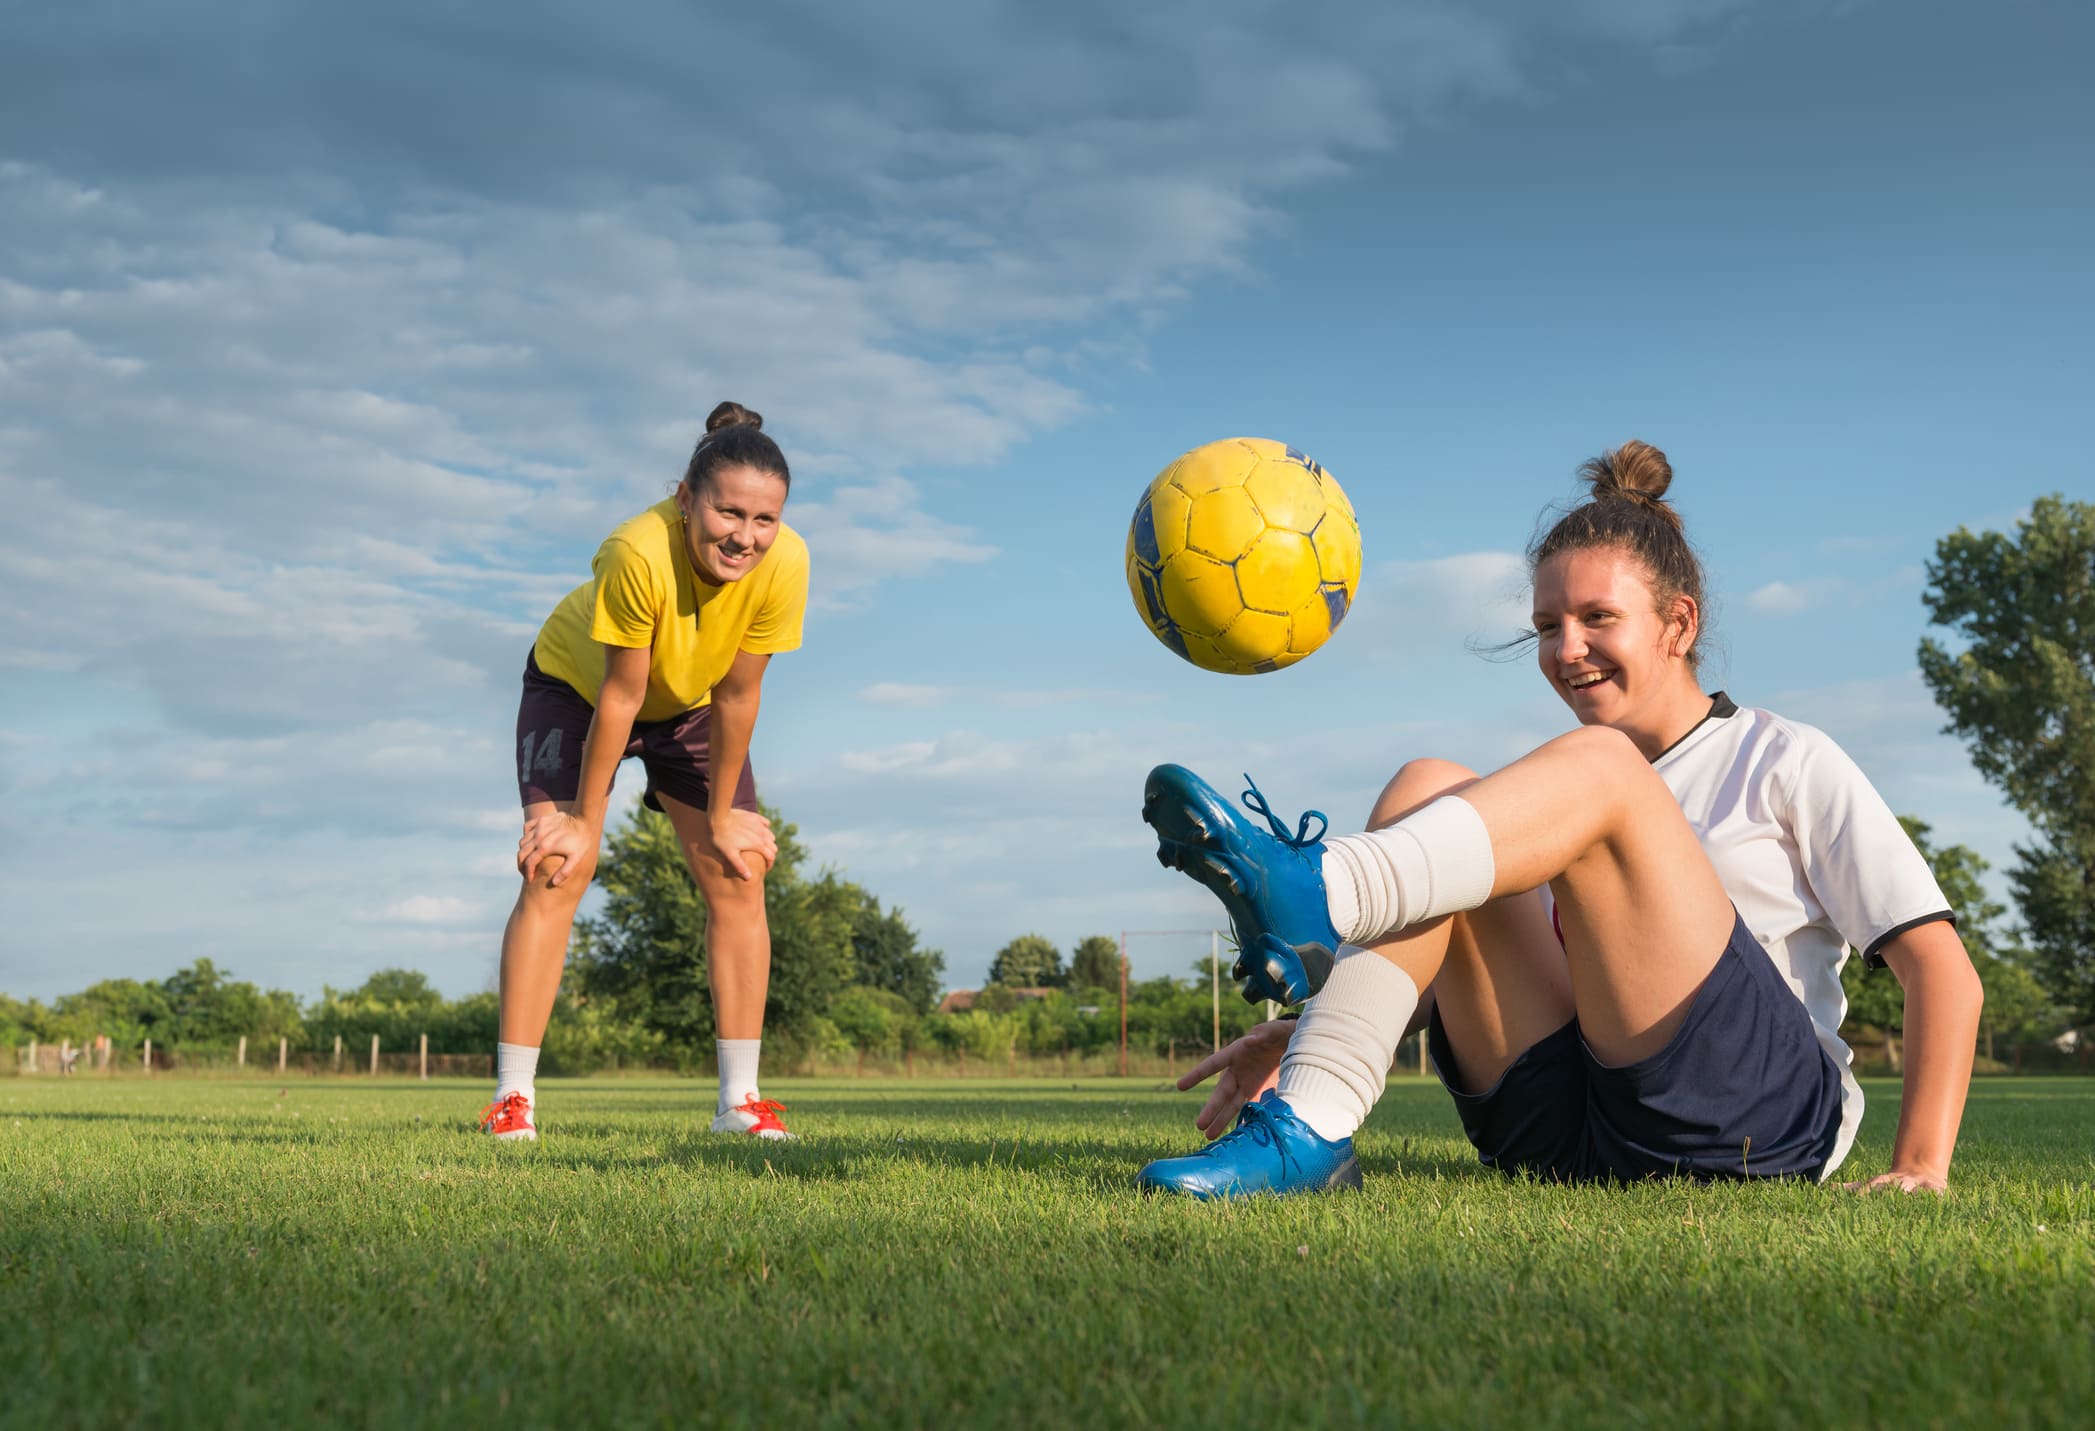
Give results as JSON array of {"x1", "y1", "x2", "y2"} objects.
[
  {"x1": 478, "y1": 1091, "x2": 537, "y2": 1142},
  {"x1": 710, "y1": 1093, "x2": 795, "y2": 1141}
]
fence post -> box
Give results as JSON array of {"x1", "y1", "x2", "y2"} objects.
[
  {"x1": 143, "y1": 1038, "x2": 152, "y2": 1076},
  {"x1": 278, "y1": 1037, "x2": 287, "y2": 1075},
  {"x1": 333, "y1": 1035, "x2": 342, "y2": 1073},
  {"x1": 26, "y1": 1039, "x2": 36, "y2": 1074},
  {"x1": 1118, "y1": 934, "x2": 1129, "y2": 1078},
  {"x1": 237, "y1": 1035, "x2": 247, "y2": 1069},
  {"x1": 1419, "y1": 1029, "x2": 1430, "y2": 1078},
  {"x1": 369, "y1": 1034, "x2": 380, "y2": 1077},
  {"x1": 419, "y1": 1033, "x2": 428, "y2": 1081}
]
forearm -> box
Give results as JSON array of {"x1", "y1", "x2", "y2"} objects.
[
  {"x1": 1889, "y1": 958, "x2": 1983, "y2": 1179},
  {"x1": 573, "y1": 693, "x2": 642, "y2": 830},
  {"x1": 707, "y1": 691, "x2": 760, "y2": 821}
]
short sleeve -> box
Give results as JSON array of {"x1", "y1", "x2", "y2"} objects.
[
  {"x1": 739, "y1": 535, "x2": 809, "y2": 654},
  {"x1": 588, "y1": 538, "x2": 661, "y2": 649},
  {"x1": 1781, "y1": 726, "x2": 1953, "y2": 969}
]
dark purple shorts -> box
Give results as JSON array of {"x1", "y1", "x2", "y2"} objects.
[{"x1": 515, "y1": 648, "x2": 758, "y2": 816}]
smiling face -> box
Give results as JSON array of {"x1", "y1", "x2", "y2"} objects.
[
  {"x1": 1532, "y1": 545, "x2": 1708, "y2": 756},
  {"x1": 679, "y1": 463, "x2": 788, "y2": 584}
]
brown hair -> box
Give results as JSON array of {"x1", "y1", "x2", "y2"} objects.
[
  {"x1": 682, "y1": 400, "x2": 790, "y2": 496},
  {"x1": 1529, "y1": 440, "x2": 1708, "y2": 668}
]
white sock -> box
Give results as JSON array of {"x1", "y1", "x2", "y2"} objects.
[
  {"x1": 716, "y1": 1039, "x2": 761, "y2": 1115},
  {"x1": 1276, "y1": 947, "x2": 1420, "y2": 1142},
  {"x1": 495, "y1": 1042, "x2": 540, "y2": 1102},
  {"x1": 1320, "y1": 795, "x2": 1496, "y2": 945}
]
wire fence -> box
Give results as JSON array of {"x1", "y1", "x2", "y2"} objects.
[
  {"x1": 9, "y1": 1032, "x2": 2086, "y2": 1079},
  {"x1": 7, "y1": 1036, "x2": 489, "y2": 1079}
]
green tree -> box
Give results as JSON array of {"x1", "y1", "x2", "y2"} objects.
[
  {"x1": 352, "y1": 969, "x2": 444, "y2": 1014},
  {"x1": 987, "y1": 934, "x2": 1064, "y2": 989},
  {"x1": 1919, "y1": 494, "x2": 2095, "y2": 1018},
  {"x1": 843, "y1": 892, "x2": 945, "y2": 1013},
  {"x1": 571, "y1": 804, "x2": 856, "y2": 1055},
  {"x1": 46, "y1": 979, "x2": 170, "y2": 1048},
  {"x1": 1068, "y1": 935, "x2": 1121, "y2": 993},
  {"x1": 828, "y1": 986, "x2": 917, "y2": 1055}
]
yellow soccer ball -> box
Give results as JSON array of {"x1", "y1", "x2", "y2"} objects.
[{"x1": 1125, "y1": 437, "x2": 1363, "y2": 674}]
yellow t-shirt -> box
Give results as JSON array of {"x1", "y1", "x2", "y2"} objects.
[{"x1": 533, "y1": 498, "x2": 809, "y2": 721}]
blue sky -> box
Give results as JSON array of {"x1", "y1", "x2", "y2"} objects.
[{"x1": 2, "y1": 0, "x2": 2089, "y2": 999}]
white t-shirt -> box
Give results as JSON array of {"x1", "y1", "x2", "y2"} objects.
[{"x1": 1652, "y1": 694, "x2": 1953, "y2": 1174}]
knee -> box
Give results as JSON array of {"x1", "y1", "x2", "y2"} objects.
[
  {"x1": 1552, "y1": 724, "x2": 1650, "y2": 778},
  {"x1": 520, "y1": 857, "x2": 591, "y2": 906},
  {"x1": 1368, "y1": 757, "x2": 1481, "y2": 827},
  {"x1": 697, "y1": 867, "x2": 768, "y2": 916}
]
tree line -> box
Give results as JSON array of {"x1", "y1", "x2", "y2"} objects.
[
  {"x1": 0, "y1": 808, "x2": 1261, "y2": 1072},
  {"x1": 6, "y1": 496, "x2": 2089, "y2": 1070}
]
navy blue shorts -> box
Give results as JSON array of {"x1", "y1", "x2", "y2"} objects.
[
  {"x1": 1428, "y1": 912, "x2": 1843, "y2": 1182},
  {"x1": 515, "y1": 648, "x2": 758, "y2": 817}
]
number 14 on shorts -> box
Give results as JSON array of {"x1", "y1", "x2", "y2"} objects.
[{"x1": 519, "y1": 728, "x2": 566, "y2": 779}]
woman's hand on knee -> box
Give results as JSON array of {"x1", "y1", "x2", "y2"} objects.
[
  {"x1": 518, "y1": 811, "x2": 600, "y2": 889},
  {"x1": 1178, "y1": 1018, "x2": 1294, "y2": 1140},
  {"x1": 708, "y1": 807, "x2": 778, "y2": 881}
]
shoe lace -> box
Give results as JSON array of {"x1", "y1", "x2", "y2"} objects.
[
  {"x1": 740, "y1": 1096, "x2": 789, "y2": 1126},
  {"x1": 1207, "y1": 1098, "x2": 1302, "y2": 1179},
  {"x1": 478, "y1": 1092, "x2": 529, "y2": 1128},
  {"x1": 1240, "y1": 773, "x2": 1328, "y2": 849}
]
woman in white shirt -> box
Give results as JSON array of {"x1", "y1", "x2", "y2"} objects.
[{"x1": 1136, "y1": 441, "x2": 1981, "y2": 1197}]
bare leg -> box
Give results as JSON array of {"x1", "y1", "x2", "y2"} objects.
[
  {"x1": 498, "y1": 798, "x2": 590, "y2": 1045},
  {"x1": 1352, "y1": 761, "x2": 1573, "y2": 1094},
  {"x1": 657, "y1": 792, "x2": 773, "y2": 1041},
  {"x1": 1350, "y1": 724, "x2": 1734, "y2": 1069}
]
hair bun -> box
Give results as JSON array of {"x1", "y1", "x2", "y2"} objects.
[
  {"x1": 1577, "y1": 440, "x2": 1672, "y2": 503},
  {"x1": 705, "y1": 400, "x2": 762, "y2": 433}
]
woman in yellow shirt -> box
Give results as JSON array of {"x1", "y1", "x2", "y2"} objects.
[{"x1": 482, "y1": 401, "x2": 811, "y2": 1142}]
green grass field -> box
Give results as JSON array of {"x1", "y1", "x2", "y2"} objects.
[{"x1": 3, "y1": 1075, "x2": 2091, "y2": 1429}]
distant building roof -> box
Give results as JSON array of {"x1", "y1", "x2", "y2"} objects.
[{"x1": 935, "y1": 986, "x2": 1062, "y2": 1015}]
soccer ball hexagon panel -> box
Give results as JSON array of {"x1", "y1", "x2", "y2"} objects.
[{"x1": 1125, "y1": 437, "x2": 1362, "y2": 674}]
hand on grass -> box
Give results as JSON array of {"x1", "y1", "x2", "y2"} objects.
[
  {"x1": 518, "y1": 811, "x2": 599, "y2": 888},
  {"x1": 709, "y1": 807, "x2": 777, "y2": 881},
  {"x1": 1177, "y1": 1019, "x2": 1295, "y2": 1140},
  {"x1": 1843, "y1": 1169, "x2": 1948, "y2": 1195}
]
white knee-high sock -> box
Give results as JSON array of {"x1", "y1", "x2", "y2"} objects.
[
  {"x1": 495, "y1": 1042, "x2": 539, "y2": 1102},
  {"x1": 1276, "y1": 948, "x2": 1419, "y2": 1142},
  {"x1": 1320, "y1": 795, "x2": 1497, "y2": 945},
  {"x1": 717, "y1": 1039, "x2": 761, "y2": 1115}
]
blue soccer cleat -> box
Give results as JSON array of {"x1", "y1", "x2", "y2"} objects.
[
  {"x1": 1142, "y1": 764, "x2": 1341, "y2": 1003},
  {"x1": 1136, "y1": 1091, "x2": 1362, "y2": 1199}
]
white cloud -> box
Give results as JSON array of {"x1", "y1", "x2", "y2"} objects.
[
  {"x1": 0, "y1": 1, "x2": 1856, "y2": 997},
  {"x1": 856, "y1": 682, "x2": 1160, "y2": 710},
  {"x1": 1344, "y1": 551, "x2": 1532, "y2": 660},
  {"x1": 859, "y1": 684, "x2": 955, "y2": 709},
  {"x1": 380, "y1": 895, "x2": 484, "y2": 927},
  {"x1": 1747, "y1": 578, "x2": 1848, "y2": 616}
]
